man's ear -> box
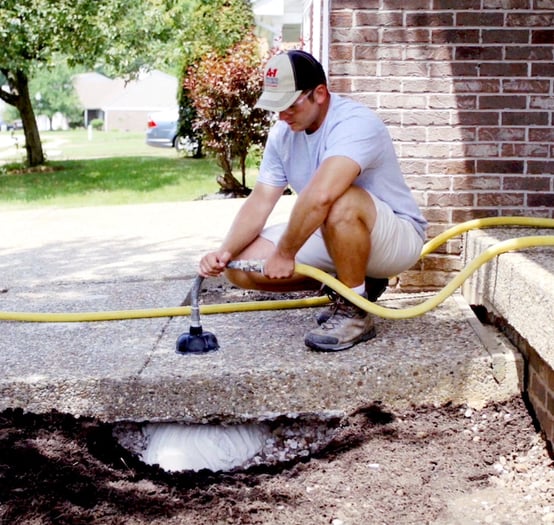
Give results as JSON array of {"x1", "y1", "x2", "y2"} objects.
[{"x1": 313, "y1": 84, "x2": 328, "y2": 104}]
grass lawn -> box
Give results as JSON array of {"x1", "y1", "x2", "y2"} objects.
[{"x1": 0, "y1": 129, "x2": 257, "y2": 208}]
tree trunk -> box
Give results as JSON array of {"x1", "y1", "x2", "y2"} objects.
[
  {"x1": 239, "y1": 152, "x2": 246, "y2": 188},
  {"x1": 193, "y1": 139, "x2": 203, "y2": 159},
  {"x1": 215, "y1": 149, "x2": 243, "y2": 192},
  {"x1": 7, "y1": 69, "x2": 45, "y2": 167},
  {"x1": 216, "y1": 172, "x2": 244, "y2": 192}
]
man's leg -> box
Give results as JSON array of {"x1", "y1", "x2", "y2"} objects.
[
  {"x1": 224, "y1": 186, "x2": 376, "y2": 293},
  {"x1": 305, "y1": 187, "x2": 378, "y2": 352},
  {"x1": 320, "y1": 186, "x2": 377, "y2": 288}
]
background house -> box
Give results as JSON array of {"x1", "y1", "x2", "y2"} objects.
[
  {"x1": 252, "y1": 0, "x2": 304, "y2": 46},
  {"x1": 252, "y1": 0, "x2": 330, "y2": 64},
  {"x1": 73, "y1": 69, "x2": 178, "y2": 132}
]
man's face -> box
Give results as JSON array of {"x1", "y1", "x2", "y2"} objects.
[{"x1": 278, "y1": 89, "x2": 322, "y2": 133}]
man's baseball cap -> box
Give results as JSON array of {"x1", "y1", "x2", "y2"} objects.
[{"x1": 255, "y1": 50, "x2": 327, "y2": 112}]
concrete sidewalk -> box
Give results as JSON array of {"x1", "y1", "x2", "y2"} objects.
[{"x1": 0, "y1": 199, "x2": 522, "y2": 423}]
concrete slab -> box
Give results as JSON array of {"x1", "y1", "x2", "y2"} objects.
[
  {"x1": 462, "y1": 226, "x2": 554, "y2": 448},
  {"x1": 0, "y1": 202, "x2": 524, "y2": 424},
  {"x1": 0, "y1": 280, "x2": 185, "y2": 415},
  {"x1": 143, "y1": 292, "x2": 523, "y2": 422}
]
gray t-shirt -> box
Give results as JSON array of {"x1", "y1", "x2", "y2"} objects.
[{"x1": 258, "y1": 93, "x2": 428, "y2": 239}]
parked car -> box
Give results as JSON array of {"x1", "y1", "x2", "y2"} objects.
[
  {"x1": 145, "y1": 109, "x2": 198, "y2": 154},
  {"x1": 0, "y1": 119, "x2": 15, "y2": 132}
]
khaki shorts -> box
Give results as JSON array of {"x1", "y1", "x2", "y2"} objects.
[{"x1": 260, "y1": 193, "x2": 423, "y2": 279}]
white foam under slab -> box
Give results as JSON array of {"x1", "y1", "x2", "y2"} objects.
[{"x1": 140, "y1": 423, "x2": 270, "y2": 472}]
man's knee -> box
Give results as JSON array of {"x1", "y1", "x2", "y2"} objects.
[{"x1": 324, "y1": 187, "x2": 376, "y2": 229}]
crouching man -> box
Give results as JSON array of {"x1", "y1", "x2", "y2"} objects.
[{"x1": 199, "y1": 50, "x2": 427, "y2": 352}]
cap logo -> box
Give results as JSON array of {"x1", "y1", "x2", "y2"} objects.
[{"x1": 265, "y1": 67, "x2": 280, "y2": 88}]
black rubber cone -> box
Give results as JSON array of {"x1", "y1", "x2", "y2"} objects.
[
  {"x1": 176, "y1": 326, "x2": 219, "y2": 354},
  {"x1": 176, "y1": 275, "x2": 220, "y2": 354}
]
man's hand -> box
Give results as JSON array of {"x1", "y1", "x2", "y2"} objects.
[
  {"x1": 199, "y1": 250, "x2": 232, "y2": 278},
  {"x1": 263, "y1": 250, "x2": 295, "y2": 279}
]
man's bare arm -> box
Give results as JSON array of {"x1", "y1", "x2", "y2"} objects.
[{"x1": 199, "y1": 182, "x2": 285, "y2": 277}]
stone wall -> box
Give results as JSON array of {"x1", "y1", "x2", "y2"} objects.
[{"x1": 328, "y1": 0, "x2": 554, "y2": 289}]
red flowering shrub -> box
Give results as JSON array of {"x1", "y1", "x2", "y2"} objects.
[{"x1": 184, "y1": 33, "x2": 274, "y2": 194}]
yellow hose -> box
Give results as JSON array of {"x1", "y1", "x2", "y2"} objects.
[
  {"x1": 2, "y1": 217, "x2": 554, "y2": 322},
  {"x1": 297, "y1": 235, "x2": 554, "y2": 319},
  {"x1": 420, "y1": 216, "x2": 554, "y2": 256}
]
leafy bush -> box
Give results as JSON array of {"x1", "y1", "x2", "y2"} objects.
[
  {"x1": 176, "y1": 0, "x2": 255, "y2": 157},
  {"x1": 90, "y1": 119, "x2": 104, "y2": 131},
  {"x1": 184, "y1": 33, "x2": 273, "y2": 194}
]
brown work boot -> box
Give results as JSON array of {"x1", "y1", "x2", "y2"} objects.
[{"x1": 305, "y1": 296, "x2": 376, "y2": 352}]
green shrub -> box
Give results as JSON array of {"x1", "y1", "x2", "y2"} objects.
[{"x1": 90, "y1": 119, "x2": 104, "y2": 131}]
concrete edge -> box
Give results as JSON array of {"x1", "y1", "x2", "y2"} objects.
[{"x1": 462, "y1": 227, "x2": 554, "y2": 447}]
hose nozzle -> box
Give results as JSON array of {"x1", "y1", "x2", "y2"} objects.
[{"x1": 226, "y1": 259, "x2": 265, "y2": 273}]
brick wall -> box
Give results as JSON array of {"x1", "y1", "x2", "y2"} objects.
[{"x1": 328, "y1": 0, "x2": 554, "y2": 289}]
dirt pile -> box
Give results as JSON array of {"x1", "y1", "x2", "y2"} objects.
[{"x1": 1, "y1": 396, "x2": 552, "y2": 524}]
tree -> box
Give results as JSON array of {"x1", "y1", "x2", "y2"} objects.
[
  {"x1": 180, "y1": 0, "x2": 255, "y2": 61},
  {"x1": 31, "y1": 58, "x2": 84, "y2": 129},
  {"x1": 0, "y1": 0, "x2": 187, "y2": 166},
  {"x1": 177, "y1": 0, "x2": 256, "y2": 159},
  {"x1": 184, "y1": 33, "x2": 273, "y2": 194}
]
